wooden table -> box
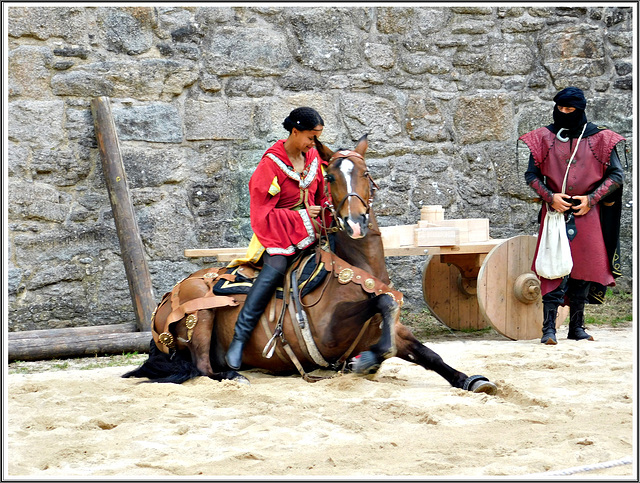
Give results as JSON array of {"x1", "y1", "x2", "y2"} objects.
[{"x1": 185, "y1": 236, "x2": 565, "y2": 340}]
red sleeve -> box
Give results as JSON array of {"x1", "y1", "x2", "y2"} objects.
[{"x1": 249, "y1": 156, "x2": 317, "y2": 254}]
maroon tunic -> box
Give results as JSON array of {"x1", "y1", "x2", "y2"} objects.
[{"x1": 519, "y1": 127, "x2": 625, "y2": 296}]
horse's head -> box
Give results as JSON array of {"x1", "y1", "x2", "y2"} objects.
[{"x1": 315, "y1": 134, "x2": 377, "y2": 239}]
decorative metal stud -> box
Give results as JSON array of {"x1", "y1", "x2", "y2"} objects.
[
  {"x1": 185, "y1": 313, "x2": 198, "y2": 329},
  {"x1": 338, "y1": 268, "x2": 354, "y2": 284},
  {"x1": 158, "y1": 332, "x2": 175, "y2": 347},
  {"x1": 364, "y1": 278, "x2": 376, "y2": 291}
]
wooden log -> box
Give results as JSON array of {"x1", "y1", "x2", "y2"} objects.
[
  {"x1": 91, "y1": 96, "x2": 155, "y2": 332},
  {"x1": 8, "y1": 332, "x2": 152, "y2": 362},
  {"x1": 8, "y1": 323, "x2": 138, "y2": 340}
]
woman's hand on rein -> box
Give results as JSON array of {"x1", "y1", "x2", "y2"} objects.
[{"x1": 307, "y1": 205, "x2": 322, "y2": 218}]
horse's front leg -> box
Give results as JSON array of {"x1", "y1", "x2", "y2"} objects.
[
  {"x1": 351, "y1": 293, "x2": 398, "y2": 375},
  {"x1": 394, "y1": 323, "x2": 497, "y2": 395}
]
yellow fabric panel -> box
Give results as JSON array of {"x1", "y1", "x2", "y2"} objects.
[
  {"x1": 268, "y1": 176, "x2": 280, "y2": 196},
  {"x1": 226, "y1": 234, "x2": 265, "y2": 268}
]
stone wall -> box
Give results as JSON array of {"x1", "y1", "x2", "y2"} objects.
[{"x1": 7, "y1": 6, "x2": 634, "y2": 331}]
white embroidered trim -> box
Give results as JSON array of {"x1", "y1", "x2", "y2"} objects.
[
  {"x1": 265, "y1": 210, "x2": 316, "y2": 255},
  {"x1": 266, "y1": 245, "x2": 296, "y2": 256},
  {"x1": 266, "y1": 153, "x2": 318, "y2": 189},
  {"x1": 296, "y1": 209, "x2": 316, "y2": 249}
]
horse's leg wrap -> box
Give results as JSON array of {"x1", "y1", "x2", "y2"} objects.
[
  {"x1": 350, "y1": 351, "x2": 380, "y2": 375},
  {"x1": 463, "y1": 375, "x2": 498, "y2": 395}
]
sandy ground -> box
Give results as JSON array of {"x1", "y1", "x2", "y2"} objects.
[{"x1": 5, "y1": 325, "x2": 637, "y2": 479}]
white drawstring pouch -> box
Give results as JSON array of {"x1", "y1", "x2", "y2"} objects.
[{"x1": 535, "y1": 207, "x2": 573, "y2": 279}]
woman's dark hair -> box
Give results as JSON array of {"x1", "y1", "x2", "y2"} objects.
[{"x1": 282, "y1": 107, "x2": 324, "y2": 133}]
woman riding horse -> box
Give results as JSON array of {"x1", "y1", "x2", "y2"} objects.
[
  {"x1": 124, "y1": 123, "x2": 497, "y2": 395},
  {"x1": 224, "y1": 107, "x2": 328, "y2": 370}
]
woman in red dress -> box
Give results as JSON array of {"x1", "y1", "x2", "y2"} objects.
[{"x1": 225, "y1": 107, "x2": 327, "y2": 370}]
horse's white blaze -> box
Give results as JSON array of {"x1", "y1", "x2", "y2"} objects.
[{"x1": 340, "y1": 159, "x2": 354, "y2": 219}]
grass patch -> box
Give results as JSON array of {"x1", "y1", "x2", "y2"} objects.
[
  {"x1": 584, "y1": 289, "x2": 634, "y2": 327},
  {"x1": 401, "y1": 288, "x2": 633, "y2": 338}
]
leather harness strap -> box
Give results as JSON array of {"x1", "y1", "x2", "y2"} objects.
[
  {"x1": 317, "y1": 246, "x2": 403, "y2": 305},
  {"x1": 152, "y1": 268, "x2": 239, "y2": 354},
  {"x1": 262, "y1": 245, "x2": 402, "y2": 381}
]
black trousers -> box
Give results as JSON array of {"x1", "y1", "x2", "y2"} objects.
[{"x1": 542, "y1": 276, "x2": 591, "y2": 306}]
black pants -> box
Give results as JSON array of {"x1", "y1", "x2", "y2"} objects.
[
  {"x1": 262, "y1": 252, "x2": 289, "y2": 274},
  {"x1": 542, "y1": 276, "x2": 591, "y2": 306}
]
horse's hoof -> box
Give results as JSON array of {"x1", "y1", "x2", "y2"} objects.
[
  {"x1": 463, "y1": 375, "x2": 497, "y2": 395},
  {"x1": 229, "y1": 371, "x2": 250, "y2": 385},
  {"x1": 350, "y1": 351, "x2": 381, "y2": 376}
]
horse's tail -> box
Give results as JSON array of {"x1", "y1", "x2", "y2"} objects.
[{"x1": 122, "y1": 339, "x2": 202, "y2": 384}]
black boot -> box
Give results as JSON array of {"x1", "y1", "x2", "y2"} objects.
[
  {"x1": 225, "y1": 264, "x2": 285, "y2": 370},
  {"x1": 541, "y1": 303, "x2": 558, "y2": 345},
  {"x1": 568, "y1": 302, "x2": 594, "y2": 341}
]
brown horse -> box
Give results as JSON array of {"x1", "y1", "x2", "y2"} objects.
[{"x1": 124, "y1": 135, "x2": 497, "y2": 395}]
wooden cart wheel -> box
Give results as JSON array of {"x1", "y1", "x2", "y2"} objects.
[
  {"x1": 477, "y1": 235, "x2": 567, "y2": 340},
  {"x1": 422, "y1": 255, "x2": 489, "y2": 331}
]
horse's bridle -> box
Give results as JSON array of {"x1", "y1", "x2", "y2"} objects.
[{"x1": 321, "y1": 150, "x2": 379, "y2": 234}]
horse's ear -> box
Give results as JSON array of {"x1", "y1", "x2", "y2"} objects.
[
  {"x1": 314, "y1": 136, "x2": 334, "y2": 162},
  {"x1": 354, "y1": 133, "x2": 369, "y2": 157}
]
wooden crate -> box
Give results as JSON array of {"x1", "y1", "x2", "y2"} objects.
[
  {"x1": 420, "y1": 205, "x2": 444, "y2": 223},
  {"x1": 380, "y1": 224, "x2": 417, "y2": 248},
  {"x1": 414, "y1": 226, "x2": 460, "y2": 246},
  {"x1": 437, "y1": 218, "x2": 489, "y2": 243}
]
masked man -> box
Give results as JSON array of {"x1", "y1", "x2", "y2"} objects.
[{"x1": 519, "y1": 87, "x2": 625, "y2": 344}]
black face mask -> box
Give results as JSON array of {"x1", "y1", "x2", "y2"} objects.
[{"x1": 553, "y1": 106, "x2": 587, "y2": 130}]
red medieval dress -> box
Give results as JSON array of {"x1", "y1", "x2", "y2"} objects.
[
  {"x1": 228, "y1": 140, "x2": 328, "y2": 267},
  {"x1": 519, "y1": 125, "x2": 625, "y2": 301}
]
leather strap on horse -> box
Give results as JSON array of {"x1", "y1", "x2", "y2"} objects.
[
  {"x1": 316, "y1": 246, "x2": 403, "y2": 306},
  {"x1": 268, "y1": 246, "x2": 401, "y2": 381},
  {"x1": 151, "y1": 268, "x2": 240, "y2": 354}
]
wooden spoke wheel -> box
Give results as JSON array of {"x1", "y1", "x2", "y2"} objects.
[
  {"x1": 422, "y1": 254, "x2": 489, "y2": 331},
  {"x1": 477, "y1": 235, "x2": 567, "y2": 340}
]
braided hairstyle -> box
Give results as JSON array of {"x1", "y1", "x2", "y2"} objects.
[{"x1": 282, "y1": 107, "x2": 324, "y2": 133}]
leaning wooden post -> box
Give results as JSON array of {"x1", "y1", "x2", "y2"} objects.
[{"x1": 91, "y1": 96, "x2": 155, "y2": 332}]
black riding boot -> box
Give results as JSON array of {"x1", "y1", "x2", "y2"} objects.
[
  {"x1": 568, "y1": 302, "x2": 594, "y2": 341},
  {"x1": 225, "y1": 264, "x2": 285, "y2": 370},
  {"x1": 541, "y1": 303, "x2": 558, "y2": 345}
]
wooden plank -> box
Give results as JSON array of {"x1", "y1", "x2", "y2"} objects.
[
  {"x1": 184, "y1": 240, "x2": 505, "y2": 260},
  {"x1": 184, "y1": 248, "x2": 246, "y2": 260},
  {"x1": 8, "y1": 332, "x2": 152, "y2": 362},
  {"x1": 379, "y1": 224, "x2": 417, "y2": 248},
  {"x1": 414, "y1": 227, "x2": 460, "y2": 246},
  {"x1": 91, "y1": 97, "x2": 155, "y2": 333},
  {"x1": 8, "y1": 323, "x2": 138, "y2": 340}
]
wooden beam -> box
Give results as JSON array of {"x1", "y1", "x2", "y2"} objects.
[
  {"x1": 8, "y1": 332, "x2": 151, "y2": 362},
  {"x1": 8, "y1": 323, "x2": 138, "y2": 340},
  {"x1": 183, "y1": 241, "x2": 505, "y2": 260},
  {"x1": 91, "y1": 97, "x2": 155, "y2": 332}
]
